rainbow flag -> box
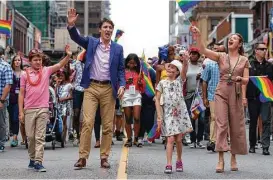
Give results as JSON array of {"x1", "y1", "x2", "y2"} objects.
[
  {"x1": 250, "y1": 76, "x2": 273, "y2": 102},
  {"x1": 176, "y1": 0, "x2": 201, "y2": 13},
  {"x1": 141, "y1": 50, "x2": 156, "y2": 77},
  {"x1": 0, "y1": 20, "x2": 11, "y2": 36},
  {"x1": 147, "y1": 123, "x2": 161, "y2": 142},
  {"x1": 114, "y1": 29, "x2": 124, "y2": 42},
  {"x1": 140, "y1": 51, "x2": 155, "y2": 97},
  {"x1": 190, "y1": 92, "x2": 206, "y2": 120}
]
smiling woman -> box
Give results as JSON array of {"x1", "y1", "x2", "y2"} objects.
[{"x1": 191, "y1": 26, "x2": 250, "y2": 173}]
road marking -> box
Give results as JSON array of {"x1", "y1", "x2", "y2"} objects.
[{"x1": 117, "y1": 138, "x2": 129, "y2": 180}]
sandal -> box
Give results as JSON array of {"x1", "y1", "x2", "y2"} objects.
[{"x1": 124, "y1": 139, "x2": 132, "y2": 147}]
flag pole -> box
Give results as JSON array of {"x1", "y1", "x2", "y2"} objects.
[
  {"x1": 183, "y1": 12, "x2": 193, "y2": 26},
  {"x1": 249, "y1": 76, "x2": 268, "y2": 78}
]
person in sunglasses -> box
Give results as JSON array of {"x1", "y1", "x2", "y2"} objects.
[
  {"x1": 18, "y1": 45, "x2": 72, "y2": 172},
  {"x1": 246, "y1": 42, "x2": 273, "y2": 156}
]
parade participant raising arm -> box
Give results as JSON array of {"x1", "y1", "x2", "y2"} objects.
[
  {"x1": 155, "y1": 59, "x2": 192, "y2": 174},
  {"x1": 67, "y1": 8, "x2": 125, "y2": 170},
  {"x1": 191, "y1": 26, "x2": 249, "y2": 173},
  {"x1": 18, "y1": 45, "x2": 72, "y2": 172}
]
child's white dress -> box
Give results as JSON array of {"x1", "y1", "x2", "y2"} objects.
[
  {"x1": 57, "y1": 83, "x2": 73, "y2": 116},
  {"x1": 156, "y1": 76, "x2": 192, "y2": 136}
]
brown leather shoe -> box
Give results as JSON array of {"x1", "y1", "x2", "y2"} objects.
[
  {"x1": 74, "y1": 158, "x2": 86, "y2": 170},
  {"x1": 101, "y1": 159, "x2": 110, "y2": 169}
]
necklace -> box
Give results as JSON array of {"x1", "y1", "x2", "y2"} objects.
[
  {"x1": 26, "y1": 68, "x2": 43, "y2": 86},
  {"x1": 227, "y1": 55, "x2": 240, "y2": 85}
]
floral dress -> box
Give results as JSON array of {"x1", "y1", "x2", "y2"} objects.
[
  {"x1": 57, "y1": 83, "x2": 73, "y2": 116},
  {"x1": 156, "y1": 77, "x2": 193, "y2": 136}
]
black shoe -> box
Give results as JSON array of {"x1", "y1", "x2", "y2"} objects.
[
  {"x1": 207, "y1": 142, "x2": 215, "y2": 152},
  {"x1": 120, "y1": 132, "x2": 125, "y2": 138},
  {"x1": 249, "y1": 146, "x2": 255, "y2": 153},
  {"x1": 69, "y1": 133, "x2": 74, "y2": 141},
  {"x1": 211, "y1": 142, "x2": 215, "y2": 152},
  {"x1": 115, "y1": 131, "x2": 123, "y2": 141},
  {"x1": 207, "y1": 142, "x2": 212, "y2": 151},
  {"x1": 262, "y1": 148, "x2": 270, "y2": 155}
]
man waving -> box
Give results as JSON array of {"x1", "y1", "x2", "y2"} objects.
[{"x1": 67, "y1": 8, "x2": 125, "y2": 169}]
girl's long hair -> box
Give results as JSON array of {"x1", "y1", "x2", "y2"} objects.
[
  {"x1": 125, "y1": 53, "x2": 141, "y2": 73},
  {"x1": 11, "y1": 55, "x2": 23, "y2": 71}
]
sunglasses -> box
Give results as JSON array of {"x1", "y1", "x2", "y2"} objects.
[
  {"x1": 257, "y1": 48, "x2": 267, "y2": 51},
  {"x1": 29, "y1": 48, "x2": 43, "y2": 57}
]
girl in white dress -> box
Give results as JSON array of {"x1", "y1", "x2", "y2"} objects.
[
  {"x1": 56, "y1": 70, "x2": 73, "y2": 143},
  {"x1": 155, "y1": 59, "x2": 193, "y2": 174}
]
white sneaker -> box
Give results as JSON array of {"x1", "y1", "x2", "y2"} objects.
[
  {"x1": 196, "y1": 142, "x2": 205, "y2": 149},
  {"x1": 73, "y1": 139, "x2": 79, "y2": 147},
  {"x1": 185, "y1": 134, "x2": 191, "y2": 144}
]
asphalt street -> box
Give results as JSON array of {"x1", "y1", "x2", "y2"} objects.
[{"x1": 0, "y1": 127, "x2": 273, "y2": 179}]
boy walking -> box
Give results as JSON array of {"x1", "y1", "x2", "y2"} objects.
[{"x1": 18, "y1": 45, "x2": 72, "y2": 172}]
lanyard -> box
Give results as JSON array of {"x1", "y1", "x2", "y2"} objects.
[{"x1": 227, "y1": 55, "x2": 240, "y2": 83}]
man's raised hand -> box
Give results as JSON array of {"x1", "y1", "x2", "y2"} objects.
[{"x1": 67, "y1": 8, "x2": 78, "y2": 26}]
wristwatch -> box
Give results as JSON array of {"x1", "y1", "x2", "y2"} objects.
[{"x1": 0, "y1": 99, "x2": 5, "y2": 104}]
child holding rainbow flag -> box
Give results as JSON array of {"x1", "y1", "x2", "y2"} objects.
[{"x1": 155, "y1": 59, "x2": 193, "y2": 174}]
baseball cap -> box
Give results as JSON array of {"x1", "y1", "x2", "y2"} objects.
[
  {"x1": 189, "y1": 47, "x2": 200, "y2": 54},
  {"x1": 170, "y1": 60, "x2": 182, "y2": 72}
]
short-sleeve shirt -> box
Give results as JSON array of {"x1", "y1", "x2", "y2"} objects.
[
  {"x1": 57, "y1": 83, "x2": 73, "y2": 98},
  {"x1": 217, "y1": 53, "x2": 250, "y2": 82},
  {"x1": 201, "y1": 61, "x2": 220, "y2": 101},
  {"x1": 0, "y1": 59, "x2": 13, "y2": 98},
  {"x1": 20, "y1": 66, "x2": 53, "y2": 109}
]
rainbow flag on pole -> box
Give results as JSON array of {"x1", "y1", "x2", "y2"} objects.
[
  {"x1": 0, "y1": 20, "x2": 11, "y2": 36},
  {"x1": 190, "y1": 91, "x2": 206, "y2": 120},
  {"x1": 176, "y1": 0, "x2": 201, "y2": 13},
  {"x1": 114, "y1": 29, "x2": 124, "y2": 42},
  {"x1": 140, "y1": 51, "x2": 155, "y2": 97},
  {"x1": 147, "y1": 123, "x2": 161, "y2": 142},
  {"x1": 250, "y1": 76, "x2": 273, "y2": 102}
]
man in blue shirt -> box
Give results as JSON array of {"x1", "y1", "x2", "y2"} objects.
[
  {"x1": 201, "y1": 43, "x2": 224, "y2": 152},
  {"x1": 0, "y1": 46, "x2": 13, "y2": 152}
]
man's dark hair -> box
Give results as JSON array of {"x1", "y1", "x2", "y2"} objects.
[
  {"x1": 254, "y1": 42, "x2": 266, "y2": 50},
  {"x1": 99, "y1": 18, "x2": 114, "y2": 29}
]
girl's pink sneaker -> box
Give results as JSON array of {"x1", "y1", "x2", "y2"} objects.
[
  {"x1": 176, "y1": 161, "x2": 183, "y2": 172},
  {"x1": 164, "y1": 165, "x2": 172, "y2": 174}
]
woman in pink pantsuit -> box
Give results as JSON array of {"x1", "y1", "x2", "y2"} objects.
[{"x1": 191, "y1": 26, "x2": 249, "y2": 173}]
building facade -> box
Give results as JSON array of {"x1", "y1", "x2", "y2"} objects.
[
  {"x1": 13, "y1": 10, "x2": 29, "y2": 55},
  {"x1": 192, "y1": 1, "x2": 253, "y2": 45},
  {"x1": 73, "y1": 0, "x2": 111, "y2": 37},
  {"x1": 249, "y1": 0, "x2": 273, "y2": 58},
  {"x1": 169, "y1": 1, "x2": 194, "y2": 49},
  {"x1": 208, "y1": 12, "x2": 253, "y2": 50},
  {"x1": 10, "y1": 1, "x2": 58, "y2": 50}
]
